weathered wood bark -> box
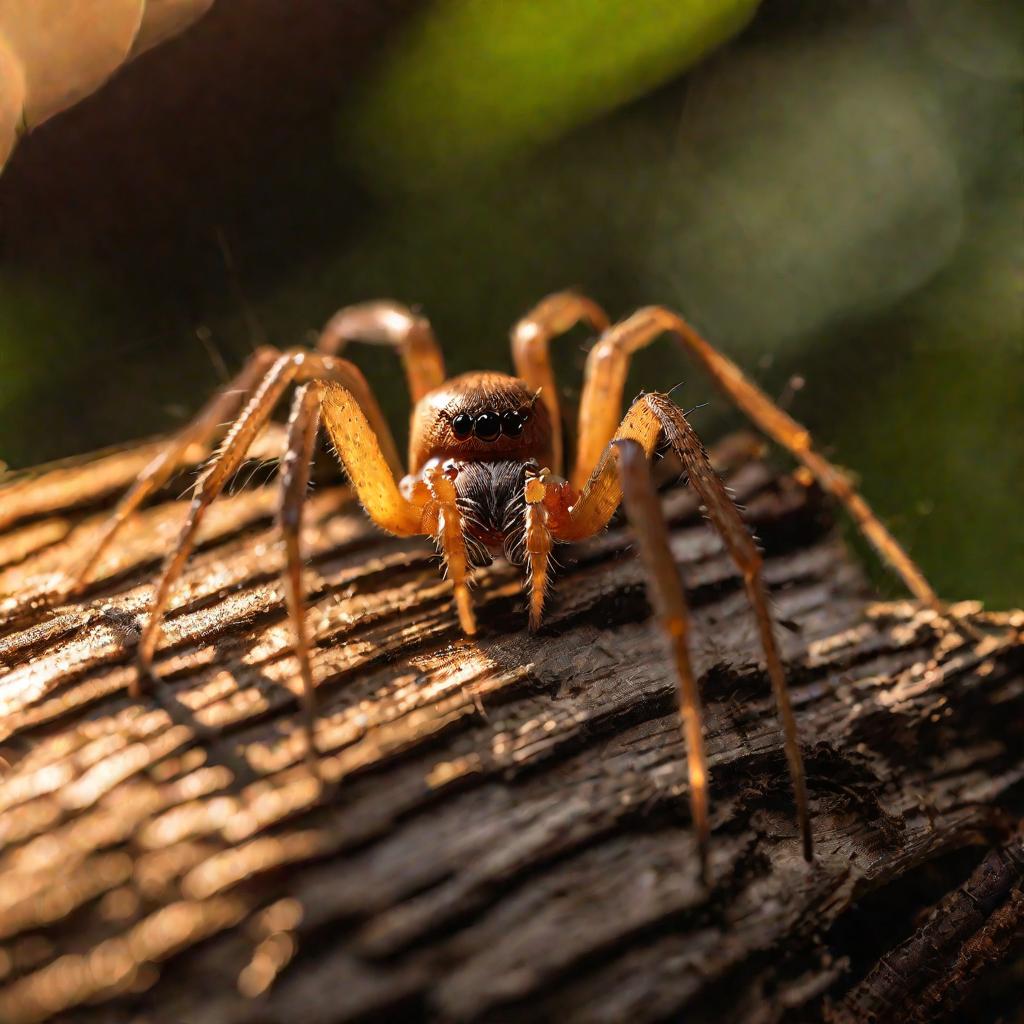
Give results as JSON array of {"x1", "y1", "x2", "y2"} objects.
[{"x1": 0, "y1": 433, "x2": 1020, "y2": 1024}]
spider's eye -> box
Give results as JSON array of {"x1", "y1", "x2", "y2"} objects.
[
  {"x1": 474, "y1": 411, "x2": 501, "y2": 441},
  {"x1": 500, "y1": 410, "x2": 525, "y2": 438},
  {"x1": 451, "y1": 413, "x2": 474, "y2": 439}
]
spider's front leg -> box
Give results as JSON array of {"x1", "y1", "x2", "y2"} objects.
[
  {"x1": 280, "y1": 377, "x2": 440, "y2": 768},
  {"x1": 131, "y1": 352, "x2": 411, "y2": 690},
  {"x1": 278, "y1": 382, "x2": 324, "y2": 765},
  {"x1": 613, "y1": 438, "x2": 712, "y2": 881},
  {"x1": 546, "y1": 393, "x2": 813, "y2": 878},
  {"x1": 74, "y1": 346, "x2": 402, "y2": 595}
]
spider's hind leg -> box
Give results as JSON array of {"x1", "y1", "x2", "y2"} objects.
[
  {"x1": 73, "y1": 345, "x2": 282, "y2": 591},
  {"x1": 318, "y1": 300, "x2": 446, "y2": 403},
  {"x1": 511, "y1": 291, "x2": 610, "y2": 476},
  {"x1": 574, "y1": 304, "x2": 944, "y2": 617}
]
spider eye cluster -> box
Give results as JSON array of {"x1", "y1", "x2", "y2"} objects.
[{"x1": 451, "y1": 408, "x2": 530, "y2": 442}]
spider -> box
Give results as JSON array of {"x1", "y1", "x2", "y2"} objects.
[{"x1": 74, "y1": 291, "x2": 946, "y2": 879}]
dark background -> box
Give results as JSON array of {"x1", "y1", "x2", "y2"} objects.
[{"x1": 0, "y1": 0, "x2": 1020, "y2": 606}]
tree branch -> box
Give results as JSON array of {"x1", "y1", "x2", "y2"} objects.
[{"x1": 0, "y1": 433, "x2": 1020, "y2": 1023}]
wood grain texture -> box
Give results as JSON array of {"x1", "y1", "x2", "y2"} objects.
[{"x1": 0, "y1": 432, "x2": 1021, "y2": 1024}]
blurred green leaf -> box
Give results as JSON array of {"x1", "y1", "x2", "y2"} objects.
[
  {"x1": 0, "y1": 274, "x2": 132, "y2": 468},
  {"x1": 345, "y1": 0, "x2": 760, "y2": 188}
]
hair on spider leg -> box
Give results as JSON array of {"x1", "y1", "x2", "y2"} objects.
[
  {"x1": 225, "y1": 455, "x2": 264, "y2": 496},
  {"x1": 231, "y1": 454, "x2": 278, "y2": 495},
  {"x1": 543, "y1": 546, "x2": 567, "y2": 574},
  {"x1": 645, "y1": 436, "x2": 690, "y2": 493}
]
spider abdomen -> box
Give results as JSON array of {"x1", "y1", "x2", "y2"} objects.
[{"x1": 409, "y1": 372, "x2": 553, "y2": 472}]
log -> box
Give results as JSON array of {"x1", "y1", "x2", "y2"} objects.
[{"x1": 0, "y1": 432, "x2": 1020, "y2": 1024}]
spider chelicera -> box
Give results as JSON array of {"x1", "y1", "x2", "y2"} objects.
[{"x1": 74, "y1": 291, "x2": 946, "y2": 878}]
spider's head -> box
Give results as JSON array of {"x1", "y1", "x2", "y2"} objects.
[{"x1": 409, "y1": 372, "x2": 553, "y2": 472}]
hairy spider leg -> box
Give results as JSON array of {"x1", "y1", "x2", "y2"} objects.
[
  {"x1": 73, "y1": 345, "x2": 281, "y2": 589},
  {"x1": 318, "y1": 300, "x2": 447, "y2": 403},
  {"x1": 614, "y1": 437, "x2": 711, "y2": 884},
  {"x1": 135, "y1": 351, "x2": 411, "y2": 684},
  {"x1": 278, "y1": 383, "x2": 324, "y2": 768},
  {"x1": 570, "y1": 302, "x2": 943, "y2": 614},
  {"x1": 74, "y1": 334, "x2": 406, "y2": 593},
  {"x1": 648, "y1": 393, "x2": 811, "y2": 864},
  {"x1": 511, "y1": 290, "x2": 610, "y2": 476},
  {"x1": 549, "y1": 392, "x2": 813, "y2": 873}
]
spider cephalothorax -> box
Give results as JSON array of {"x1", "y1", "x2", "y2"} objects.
[
  {"x1": 405, "y1": 372, "x2": 554, "y2": 568},
  {"x1": 75, "y1": 292, "x2": 950, "y2": 881},
  {"x1": 408, "y1": 371, "x2": 552, "y2": 469}
]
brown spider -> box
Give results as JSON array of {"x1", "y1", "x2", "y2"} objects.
[{"x1": 75, "y1": 291, "x2": 946, "y2": 878}]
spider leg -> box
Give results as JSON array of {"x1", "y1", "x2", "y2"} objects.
[
  {"x1": 551, "y1": 392, "x2": 812, "y2": 866},
  {"x1": 73, "y1": 345, "x2": 281, "y2": 590},
  {"x1": 555, "y1": 397, "x2": 663, "y2": 543},
  {"x1": 136, "y1": 351, "x2": 416, "y2": 684},
  {"x1": 422, "y1": 463, "x2": 477, "y2": 636},
  {"x1": 511, "y1": 290, "x2": 610, "y2": 475},
  {"x1": 278, "y1": 383, "x2": 323, "y2": 770},
  {"x1": 572, "y1": 305, "x2": 943, "y2": 615},
  {"x1": 613, "y1": 438, "x2": 711, "y2": 882},
  {"x1": 645, "y1": 393, "x2": 812, "y2": 862},
  {"x1": 318, "y1": 300, "x2": 446, "y2": 403}
]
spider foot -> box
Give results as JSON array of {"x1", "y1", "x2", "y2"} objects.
[{"x1": 129, "y1": 652, "x2": 160, "y2": 700}]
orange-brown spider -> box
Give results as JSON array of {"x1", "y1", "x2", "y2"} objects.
[{"x1": 75, "y1": 291, "x2": 946, "y2": 878}]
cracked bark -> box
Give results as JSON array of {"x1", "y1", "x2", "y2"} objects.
[{"x1": 0, "y1": 431, "x2": 1021, "y2": 1024}]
